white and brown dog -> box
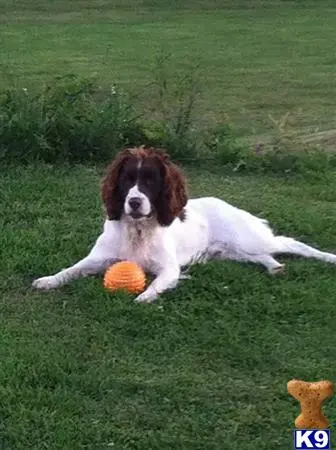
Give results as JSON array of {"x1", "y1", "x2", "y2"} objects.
[{"x1": 33, "y1": 146, "x2": 336, "y2": 303}]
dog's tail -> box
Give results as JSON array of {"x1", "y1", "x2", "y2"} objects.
[{"x1": 274, "y1": 236, "x2": 336, "y2": 263}]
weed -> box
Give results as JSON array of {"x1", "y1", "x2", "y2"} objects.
[{"x1": 0, "y1": 75, "x2": 146, "y2": 164}]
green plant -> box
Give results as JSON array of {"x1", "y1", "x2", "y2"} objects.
[
  {"x1": 0, "y1": 75, "x2": 146, "y2": 164},
  {"x1": 143, "y1": 51, "x2": 202, "y2": 161},
  {"x1": 1, "y1": 72, "x2": 336, "y2": 176},
  {"x1": 204, "y1": 123, "x2": 244, "y2": 165}
]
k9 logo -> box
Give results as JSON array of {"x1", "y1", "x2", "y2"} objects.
[{"x1": 294, "y1": 430, "x2": 330, "y2": 449}]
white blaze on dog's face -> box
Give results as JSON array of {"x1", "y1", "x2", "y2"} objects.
[
  {"x1": 124, "y1": 184, "x2": 152, "y2": 219},
  {"x1": 119, "y1": 157, "x2": 164, "y2": 220}
]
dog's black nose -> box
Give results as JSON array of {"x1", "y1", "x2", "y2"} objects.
[{"x1": 129, "y1": 197, "x2": 142, "y2": 211}]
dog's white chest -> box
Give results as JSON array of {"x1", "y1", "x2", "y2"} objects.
[{"x1": 118, "y1": 222, "x2": 159, "y2": 271}]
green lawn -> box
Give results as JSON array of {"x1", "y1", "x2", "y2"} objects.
[
  {"x1": 1, "y1": 166, "x2": 336, "y2": 449},
  {"x1": 1, "y1": 0, "x2": 336, "y2": 140},
  {"x1": 1, "y1": 1, "x2": 336, "y2": 449}
]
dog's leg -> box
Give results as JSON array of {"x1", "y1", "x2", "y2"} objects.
[
  {"x1": 210, "y1": 243, "x2": 285, "y2": 274},
  {"x1": 32, "y1": 256, "x2": 119, "y2": 290},
  {"x1": 242, "y1": 254, "x2": 285, "y2": 274},
  {"x1": 32, "y1": 229, "x2": 120, "y2": 290},
  {"x1": 135, "y1": 266, "x2": 180, "y2": 304},
  {"x1": 274, "y1": 236, "x2": 336, "y2": 263}
]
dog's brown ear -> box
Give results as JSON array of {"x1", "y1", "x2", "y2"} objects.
[
  {"x1": 101, "y1": 149, "x2": 132, "y2": 219},
  {"x1": 154, "y1": 150, "x2": 188, "y2": 226}
]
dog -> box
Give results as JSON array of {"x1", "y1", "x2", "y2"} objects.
[{"x1": 32, "y1": 146, "x2": 336, "y2": 303}]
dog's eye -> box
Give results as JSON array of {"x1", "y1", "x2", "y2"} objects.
[
  {"x1": 145, "y1": 176, "x2": 156, "y2": 186},
  {"x1": 142, "y1": 171, "x2": 157, "y2": 185},
  {"x1": 124, "y1": 172, "x2": 137, "y2": 185}
]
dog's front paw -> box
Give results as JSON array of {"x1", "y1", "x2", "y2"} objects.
[
  {"x1": 134, "y1": 287, "x2": 158, "y2": 304},
  {"x1": 32, "y1": 276, "x2": 60, "y2": 290}
]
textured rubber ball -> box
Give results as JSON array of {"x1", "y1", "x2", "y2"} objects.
[{"x1": 103, "y1": 261, "x2": 146, "y2": 294}]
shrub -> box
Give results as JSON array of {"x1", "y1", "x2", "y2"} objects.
[
  {"x1": 141, "y1": 52, "x2": 202, "y2": 161},
  {"x1": 0, "y1": 71, "x2": 335, "y2": 178},
  {"x1": 203, "y1": 123, "x2": 244, "y2": 165},
  {"x1": 0, "y1": 75, "x2": 147, "y2": 164}
]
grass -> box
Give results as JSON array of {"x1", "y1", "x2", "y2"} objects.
[
  {"x1": 1, "y1": 1, "x2": 336, "y2": 142},
  {"x1": 1, "y1": 165, "x2": 336, "y2": 449},
  {"x1": 1, "y1": 0, "x2": 336, "y2": 448}
]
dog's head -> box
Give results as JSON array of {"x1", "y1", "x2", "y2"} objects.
[{"x1": 101, "y1": 147, "x2": 188, "y2": 226}]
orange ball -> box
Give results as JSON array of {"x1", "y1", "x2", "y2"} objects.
[{"x1": 103, "y1": 261, "x2": 146, "y2": 294}]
